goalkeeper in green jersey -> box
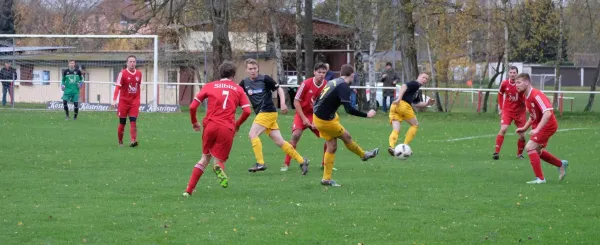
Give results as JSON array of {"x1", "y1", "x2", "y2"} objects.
[{"x1": 61, "y1": 60, "x2": 84, "y2": 120}]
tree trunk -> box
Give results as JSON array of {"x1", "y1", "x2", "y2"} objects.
[
  {"x1": 295, "y1": 0, "x2": 303, "y2": 84},
  {"x1": 483, "y1": 52, "x2": 505, "y2": 112},
  {"x1": 0, "y1": 0, "x2": 15, "y2": 47},
  {"x1": 425, "y1": 31, "x2": 443, "y2": 112},
  {"x1": 398, "y1": 0, "x2": 419, "y2": 81},
  {"x1": 584, "y1": 58, "x2": 600, "y2": 112},
  {"x1": 269, "y1": 3, "x2": 283, "y2": 86},
  {"x1": 552, "y1": 0, "x2": 564, "y2": 107},
  {"x1": 303, "y1": 0, "x2": 314, "y2": 78},
  {"x1": 482, "y1": 0, "x2": 492, "y2": 89},
  {"x1": 368, "y1": 0, "x2": 379, "y2": 110},
  {"x1": 210, "y1": 0, "x2": 232, "y2": 81},
  {"x1": 353, "y1": 0, "x2": 367, "y2": 111},
  {"x1": 503, "y1": 0, "x2": 510, "y2": 81}
]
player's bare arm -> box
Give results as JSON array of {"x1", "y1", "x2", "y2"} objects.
[
  {"x1": 392, "y1": 84, "x2": 407, "y2": 105},
  {"x1": 277, "y1": 87, "x2": 288, "y2": 114}
]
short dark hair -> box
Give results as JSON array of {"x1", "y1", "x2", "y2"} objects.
[
  {"x1": 340, "y1": 64, "x2": 354, "y2": 76},
  {"x1": 515, "y1": 73, "x2": 531, "y2": 82},
  {"x1": 219, "y1": 61, "x2": 237, "y2": 79},
  {"x1": 126, "y1": 55, "x2": 137, "y2": 61},
  {"x1": 314, "y1": 62, "x2": 327, "y2": 71},
  {"x1": 68, "y1": 60, "x2": 76, "y2": 63},
  {"x1": 510, "y1": 66, "x2": 519, "y2": 73},
  {"x1": 386, "y1": 62, "x2": 392, "y2": 67}
]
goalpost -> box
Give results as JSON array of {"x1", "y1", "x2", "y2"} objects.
[{"x1": 0, "y1": 34, "x2": 163, "y2": 111}]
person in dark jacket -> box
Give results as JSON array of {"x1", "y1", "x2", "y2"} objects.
[
  {"x1": 325, "y1": 63, "x2": 335, "y2": 81},
  {"x1": 0, "y1": 62, "x2": 17, "y2": 106},
  {"x1": 380, "y1": 62, "x2": 400, "y2": 112}
]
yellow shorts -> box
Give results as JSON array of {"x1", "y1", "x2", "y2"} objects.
[
  {"x1": 389, "y1": 100, "x2": 416, "y2": 124},
  {"x1": 313, "y1": 113, "x2": 345, "y2": 141},
  {"x1": 254, "y1": 112, "x2": 279, "y2": 134}
]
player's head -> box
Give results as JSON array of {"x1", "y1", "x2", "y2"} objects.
[
  {"x1": 126, "y1": 55, "x2": 137, "y2": 70},
  {"x1": 385, "y1": 62, "x2": 392, "y2": 70},
  {"x1": 68, "y1": 60, "x2": 76, "y2": 70},
  {"x1": 4, "y1": 61, "x2": 10, "y2": 68},
  {"x1": 417, "y1": 72, "x2": 429, "y2": 85},
  {"x1": 245, "y1": 58, "x2": 259, "y2": 79},
  {"x1": 219, "y1": 61, "x2": 237, "y2": 79},
  {"x1": 515, "y1": 73, "x2": 531, "y2": 92},
  {"x1": 340, "y1": 64, "x2": 355, "y2": 83},
  {"x1": 325, "y1": 63, "x2": 330, "y2": 71},
  {"x1": 313, "y1": 62, "x2": 327, "y2": 83},
  {"x1": 509, "y1": 66, "x2": 519, "y2": 80}
]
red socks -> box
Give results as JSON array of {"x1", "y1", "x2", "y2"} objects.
[
  {"x1": 527, "y1": 149, "x2": 544, "y2": 180},
  {"x1": 540, "y1": 150, "x2": 563, "y2": 167},
  {"x1": 517, "y1": 139, "x2": 525, "y2": 155},
  {"x1": 118, "y1": 124, "x2": 125, "y2": 143},
  {"x1": 495, "y1": 135, "x2": 504, "y2": 153},
  {"x1": 283, "y1": 143, "x2": 327, "y2": 167},
  {"x1": 284, "y1": 142, "x2": 296, "y2": 166},
  {"x1": 130, "y1": 121, "x2": 137, "y2": 142},
  {"x1": 216, "y1": 161, "x2": 225, "y2": 170},
  {"x1": 186, "y1": 163, "x2": 205, "y2": 194}
]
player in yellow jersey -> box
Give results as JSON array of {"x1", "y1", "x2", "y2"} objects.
[
  {"x1": 312, "y1": 64, "x2": 379, "y2": 186},
  {"x1": 239, "y1": 59, "x2": 310, "y2": 175},
  {"x1": 387, "y1": 73, "x2": 429, "y2": 156}
]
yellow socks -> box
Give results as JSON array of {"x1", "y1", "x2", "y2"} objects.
[
  {"x1": 282, "y1": 141, "x2": 304, "y2": 164},
  {"x1": 404, "y1": 125, "x2": 418, "y2": 145},
  {"x1": 322, "y1": 152, "x2": 335, "y2": 180},
  {"x1": 344, "y1": 141, "x2": 365, "y2": 158},
  {"x1": 251, "y1": 137, "x2": 265, "y2": 164},
  {"x1": 389, "y1": 130, "x2": 399, "y2": 148}
]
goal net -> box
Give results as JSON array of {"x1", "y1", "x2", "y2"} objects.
[{"x1": 0, "y1": 34, "x2": 187, "y2": 112}]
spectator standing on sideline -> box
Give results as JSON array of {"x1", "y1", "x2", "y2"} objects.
[
  {"x1": 0, "y1": 62, "x2": 17, "y2": 106},
  {"x1": 380, "y1": 62, "x2": 400, "y2": 113},
  {"x1": 325, "y1": 63, "x2": 335, "y2": 81}
]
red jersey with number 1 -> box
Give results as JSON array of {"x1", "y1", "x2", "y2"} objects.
[
  {"x1": 498, "y1": 79, "x2": 526, "y2": 115},
  {"x1": 195, "y1": 79, "x2": 250, "y2": 130},
  {"x1": 115, "y1": 69, "x2": 142, "y2": 105},
  {"x1": 294, "y1": 77, "x2": 326, "y2": 116},
  {"x1": 522, "y1": 88, "x2": 557, "y2": 129}
]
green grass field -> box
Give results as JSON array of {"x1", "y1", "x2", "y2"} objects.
[{"x1": 1, "y1": 110, "x2": 600, "y2": 244}]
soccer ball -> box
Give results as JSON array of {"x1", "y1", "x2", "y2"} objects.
[{"x1": 393, "y1": 144, "x2": 412, "y2": 160}]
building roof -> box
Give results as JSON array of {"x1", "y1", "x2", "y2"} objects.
[{"x1": 0, "y1": 46, "x2": 75, "y2": 53}]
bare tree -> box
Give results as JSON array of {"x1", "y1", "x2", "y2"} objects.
[
  {"x1": 552, "y1": 0, "x2": 564, "y2": 107},
  {"x1": 210, "y1": 0, "x2": 233, "y2": 81},
  {"x1": 367, "y1": 0, "x2": 379, "y2": 110},
  {"x1": 397, "y1": 0, "x2": 418, "y2": 81},
  {"x1": 269, "y1": 0, "x2": 284, "y2": 85},
  {"x1": 0, "y1": 0, "x2": 15, "y2": 46},
  {"x1": 502, "y1": 0, "x2": 510, "y2": 80},
  {"x1": 295, "y1": 0, "x2": 303, "y2": 83},
  {"x1": 352, "y1": 0, "x2": 367, "y2": 111},
  {"x1": 303, "y1": 0, "x2": 314, "y2": 78}
]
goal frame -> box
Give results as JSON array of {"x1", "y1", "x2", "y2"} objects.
[{"x1": 0, "y1": 34, "x2": 160, "y2": 111}]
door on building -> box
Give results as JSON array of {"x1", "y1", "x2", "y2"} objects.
[{"x1": 179, "y1": 67, "x2": 195, "y2": 105}]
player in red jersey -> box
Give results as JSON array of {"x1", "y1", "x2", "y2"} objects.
[
  {"x1": 514, "y1": 73, "x2": 568, "y2": 184},
  {"x1": 281, "y1": 63, "x2": 328, "y2": 171},
  {"x1": 112, "y1": 55, "x2": 142, "y2": 147},
  {"x1": 183, "y1": 61, "x2": 252, "y2": 196},
  {"x1": 493, "y1": 66, "x2": 527, "y2": 160}
]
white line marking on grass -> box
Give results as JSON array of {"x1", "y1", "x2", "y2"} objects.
[{"x1": 437, "y1": 128, "x2": 590, "y2": 142}]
